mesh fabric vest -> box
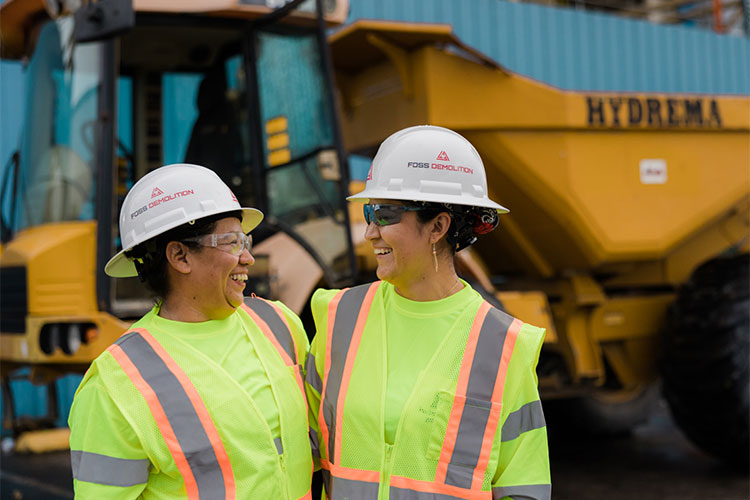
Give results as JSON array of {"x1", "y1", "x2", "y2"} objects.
[
  {"x1": 92, "y1": 304, "x2": 312, "y2": 499},
  {"x1": 311, "y1": 282, "x2": 546, "y2": 500}
]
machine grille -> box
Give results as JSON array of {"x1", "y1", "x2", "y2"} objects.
[{"x1": 0, "y1": 266, "x2": 27, "y2": 333}]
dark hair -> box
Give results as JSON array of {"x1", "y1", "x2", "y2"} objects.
[
  {"x1": 124, "y1": 210, "x2": 243, "y2": 298},
  {"x1": 409, "y1": 202, "x2": 498, "y2": 253}
]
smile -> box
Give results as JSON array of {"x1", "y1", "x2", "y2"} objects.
[
  {"x1": 374, "y1": 248, "x2": 392, "y2": 256},
  {"x1": 230, "y1": 274, "x2": 248, "y2": 282}
]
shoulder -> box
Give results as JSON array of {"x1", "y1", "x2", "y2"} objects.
[
  {"x1": 311, "y1": 287, "x2": 344, "y2": 309},
  {"x1": 482, "y1": 303, "x2": 546, "y2": 366}
]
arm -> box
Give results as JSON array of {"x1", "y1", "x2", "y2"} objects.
[
  {"x1": 492, "y1": 325, "x2": 551, "y2": 500},
  {"x1": 68, "y1": 365, "x2": 151, "y2": 499}
]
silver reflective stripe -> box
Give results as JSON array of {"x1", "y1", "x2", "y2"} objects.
[
  {"x1": 309, "y1": 427, "x2": 320, "y2": 458},
  {"x1": 244, "y1": 297, "x2": 297, "y2": 363},
  {"x1": 322, "y1": 283, "x2": 373, "y2": 463},
  {"x1": 274, "y1": 437, "x2": 283, "y2": 454},
  {"x1": 306, "y1": 352, "x2": 323, "y2": 393},
  {"x1": 501, "y1": 400, "x2": 546, "y2": 442},
  {"x1": 390, "y1": 485, "x2": 468, "y2": 500},
  {"x1": 492, "y1": 483, "x2": 551, "y2": 500},
  {"x1": 325, "y1": 473, "x2": 380, "y2": 500},
  {"x1": 445, "y1": 307, "x2": 514, "y2": 489},
  {"x1": 115, "y1": 332, "x2": 226, "y2": 498},
  {"x1": 70, "y1": 450, "x2": 150, "y2": 487}
]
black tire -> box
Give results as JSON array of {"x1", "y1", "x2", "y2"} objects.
[
  {"x1": 545, "y1": 383, "x2": 660, "y2": 438},
  {"x1": 661, "y1": 253, "x2": 749, "y2": 468}
]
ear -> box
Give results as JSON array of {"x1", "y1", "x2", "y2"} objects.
[
  {"x1": 165, "y1": 241, "x2": 192, "y2": 275},
  {"x1": 428, "y1": 212, "x2": 452, "y2": 244}
]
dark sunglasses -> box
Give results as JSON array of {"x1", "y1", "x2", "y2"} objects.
[{"x1": 363, "y1": 203, "x2": 424, "y2": 227}]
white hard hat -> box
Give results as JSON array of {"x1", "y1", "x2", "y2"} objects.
[
  {"x1": 105, "y1": 163, "x2": 263, "y2": 278},
  {"x1": 347, "y1": 125, "x2": 508, "y2": 212}
]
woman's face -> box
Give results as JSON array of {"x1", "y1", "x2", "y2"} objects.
[
  {"x1": 187, "y1": 217, "x2": 254, "y2": 320},
  {"x1": 364, "y1": 199, "x2": 432, "y2": 288}
]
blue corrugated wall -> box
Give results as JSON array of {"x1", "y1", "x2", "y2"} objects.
[{"x1": 348, "y1": 0, "x2": 750, "y2": 94}]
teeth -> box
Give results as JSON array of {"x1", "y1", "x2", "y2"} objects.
[
  {"x1": 374, "y1": 248, "x2": 392, "y2": 255},
  {"x1": 230, "y1": 274, "x2": 248, "y2": 282}
]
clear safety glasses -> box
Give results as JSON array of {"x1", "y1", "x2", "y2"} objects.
[
  {"x1": 183, "y1": 231, "x2": 252, "y2": 255},
  {"x1": 363, "y1": 204, "x2": 424, "y2": 227}
]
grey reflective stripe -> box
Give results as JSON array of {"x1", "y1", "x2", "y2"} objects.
[
  {"x1": 390, "y1": 485, "x2": 468, "y2": 500},
  {"x1": 305, "y1": 352, "x2": 323, "y2": 393},
  {"x1": 70, "y1": 450, "x2": 150, "y2": 487},
  {"x1": 244, "y1": 297, "x2": 297, "y2": 363},
  {"x1": 492, "y1": 483, "x2": 551, "y2": 500},
  {"x1": 445, "y1": 306, "x2": 514, "y2": 489},
  {"x1": 501, "y1": 400, "x2": 546, "y2": 442},
  {"x1": 324, "y1": 473, "x2": 380, "y2": 500},
  {"x1": 115, "y1": 331, "x2": 226, "y2": 498},
  {"x1": 309, "y1": 427, "x2": 320, "y2": 458},
  {"x1": 322, "y1": 283, "x2": 374, "y2": 463},
  {"x1": 274, "y1": 437, "x2": 283, "y2": 454}
]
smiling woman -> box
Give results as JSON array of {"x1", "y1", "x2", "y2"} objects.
[
  {"x1": 305, "y1": 126, "x2": 551, "y2": 500},
  {"x1": 67, "y1": 164, "x2": 314, "y2": 499}
]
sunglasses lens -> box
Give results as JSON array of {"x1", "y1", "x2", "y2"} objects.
[{"x1": 364, "y1": 204, "x2": 405, "y2": 226}]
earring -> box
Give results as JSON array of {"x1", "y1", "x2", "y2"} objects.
[{"x1": 433, "y1": 243, "x2": 439, "y2": 273}]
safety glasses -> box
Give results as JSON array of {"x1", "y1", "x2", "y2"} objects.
[
  {"x1": 183, "y1": 231, "x2": 252, "y2": 255},
  {"x1": 363, "y1": 204, "x2": 423, "y2": 227}
]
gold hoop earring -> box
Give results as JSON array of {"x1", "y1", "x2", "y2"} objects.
[{"x1": 433, "y1": 243, "x2": 439, "y2": 273}]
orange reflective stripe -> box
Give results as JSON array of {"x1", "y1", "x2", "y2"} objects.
[
  {"x1": 390, "y1": 475, "x2": 488, "y2": 500},
  {"x1": 473, "y1": 318, "x2": 522, "y2": 489},
  {"x1": 137, "y1": 330, "x2": 236, "y2": 499},
  {"x1": 321, "y1": 458, "x2": 381, "y2": 482},
  {"x1": 435, "y1": 302, "x2": 490, "y2": 484},
  {"x1": 240, "y1": 301, "x2": 307, "y2": 403},
  {"x1": 319, "y1": 288, "x2": 346, "y2": 464},
  {"x1": 242, "y1": 303, "x2": 294, "y2": 366},
  {"x1": 108, "y1": 342, "x2": 200, "y2": 500}
]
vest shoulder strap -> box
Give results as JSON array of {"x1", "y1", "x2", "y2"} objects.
[{"x1": 241, "y1": 297, "x2": 299, "y2": 366}]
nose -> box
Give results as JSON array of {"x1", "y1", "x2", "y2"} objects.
[
  {"x1": 364, "y1": 221, "x2": 380, "y2": 241},
  {"x1": 239, "y1": 247, "x2": 255, "y2": 266}
]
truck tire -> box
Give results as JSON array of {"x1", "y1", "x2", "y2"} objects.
[
  {"x1": 545, "y1": 383, "x2": 660, "y2": 437},
  {"x1": 661, "y1": 253, "x2": 749, "y2": 467}
]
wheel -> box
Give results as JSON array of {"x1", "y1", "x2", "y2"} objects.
[
  {"x1": 661, "y1": 253, "x2": 749, "y2": 467},
  {"x1": 545, "y1": 383, "x2": 660, "y2": 437}
]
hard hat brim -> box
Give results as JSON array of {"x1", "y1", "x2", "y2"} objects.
[
  {"x1": 347, "y1": 187, "x2": 510, "y2": 213},
  {"x1": 104, "y1": 207, "x2": 264, "y2": 278}
]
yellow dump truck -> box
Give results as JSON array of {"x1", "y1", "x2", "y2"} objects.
[{"x1": 329, "y1": 21, "x2": 749, "y2": 465}]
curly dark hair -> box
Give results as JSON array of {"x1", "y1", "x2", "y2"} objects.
[
  {"x1": 124, "y1": 211, "x2": 243, "y2": 298},
  {"x1": 410, "y1": 202, "x2": 499, "y2": 252}
]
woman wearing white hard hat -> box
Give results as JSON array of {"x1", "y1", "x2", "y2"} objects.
[
  {"x1": 305, "y1": 126, "x2": 551, "y2": 500},
  {"x1": 69, "y1": 164, "x2": 314, "y2": 499}
]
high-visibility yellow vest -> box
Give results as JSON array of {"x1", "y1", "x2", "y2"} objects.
[
  {"x1": 306, "y1": 282, "x2": 550, "y2": 500},
  {"x1": 71, "y1": 298, "x2": 312, "y2": 499}
]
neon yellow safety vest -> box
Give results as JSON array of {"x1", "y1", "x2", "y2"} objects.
[
  {"x1": 306, "y1": 282, "x2": 550, "y2": 500},
  {"x1": 71, "y1": 298, "x2": 312, "y2": 500}
]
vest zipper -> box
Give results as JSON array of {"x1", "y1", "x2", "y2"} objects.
[
  {"x1": 378, "y1": 443, "x2": 394, "y2": 500},
  {"x1": 279, "y1": 451, "x2": 290, "y2": 500}
]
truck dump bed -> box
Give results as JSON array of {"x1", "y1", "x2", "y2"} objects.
[{"x1": 331, "y1": 21, "x2": 750, "y2": 282}]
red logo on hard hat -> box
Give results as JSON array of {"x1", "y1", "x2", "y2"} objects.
[
  {"x1": 151, "y1": 187, "x2": 164, "y2": 198},
  {"x1": 366, "y1": 163, "x2": 374, "y2": 181},
  {"x1": 230, "y1": 190, "x2": 238, "y2": 203},
  {"x1": 436, "y1": 151, "x2": 450, "y2": 161}
]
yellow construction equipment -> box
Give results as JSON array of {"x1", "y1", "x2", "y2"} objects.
[
  {"x1": 331, "y1": 20, "x2": 749, "y2": 466},
  {"x1": 0, "y1": 3, "x2": 747, "y2": 467}
]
